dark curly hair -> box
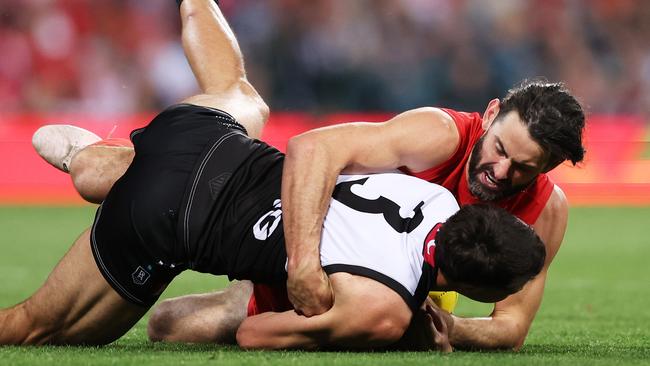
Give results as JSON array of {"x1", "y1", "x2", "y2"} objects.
[
  {"x1": 497, "y1": 79, "x2": 586, "y2": 169},
  {"x1": 435, "y1": 204, "x2": 546, "y2": 294}
]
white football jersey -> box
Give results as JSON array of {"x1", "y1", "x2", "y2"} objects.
[{"x1": 320, "y1": 173, "x2": 459, "y2": 310}]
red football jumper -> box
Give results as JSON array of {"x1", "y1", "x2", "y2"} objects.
[{"x1": 247, "y1": 108, "x2": 555, "y2": 316}]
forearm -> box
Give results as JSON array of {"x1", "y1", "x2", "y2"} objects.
[
  {"x1": 450, "y1": 314, "x2": 528, "y2": 350},
  {"x1": 180, "y1": 0, "x2": 245, "y2": 92},
  {"x1": 283, "y1": 136, "x2": 341, "y2": 272},
  {"x1": 236, "y1": 311, "x2": 328, "y2": 350},
  {"x1": 236, "y1": 308, "x2": 392, "y2": 350},
  {"x1": 237, "y1": 275, "x2": 411, "y2": 350}
]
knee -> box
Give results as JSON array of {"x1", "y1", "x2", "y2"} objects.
[
  {"x1": 231, "y1": 80, "x2": 270, "y2": 137},
  {"x1": 0, "y1": 303, "x2": 65, "y2": 345},
  {"x1": 69, "y1": 151, "x2": 110, "y2": 204},
  {"x1": 69, "y1": 146, "x2": 132, "y2": 204},
  {"x1": 71, "y1": 172, "x2": 108, "y2": 204},
  {"x1": 147, "y1": 301, "x2": 176, "y2": 342},
  {"x1": 148, "y1": 300, "x2": 239, "y2": 344},
  {"x1": 235, "y1": 319, "x2": 260, "y2": 349}
]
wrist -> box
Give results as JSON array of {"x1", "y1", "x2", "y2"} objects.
[{"x1": 287, "y1": 254, "x2": 322, "y2": 276}]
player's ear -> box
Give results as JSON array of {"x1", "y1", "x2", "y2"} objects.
[{"x1": 482, "y1": 99, "x2": 501, "y2": 130}]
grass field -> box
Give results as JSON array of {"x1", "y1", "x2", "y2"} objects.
[{"x1": 0, "y1": 205, "x2": 649, "y2": 365}]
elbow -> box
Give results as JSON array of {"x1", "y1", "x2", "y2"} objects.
[
  {"x1": 370, "y1": 317, "x2": 409, "y2": 346},
  {"x1": 511, "y1": 331, "x2": 528, "y2": 351},
  {"x1": 508, "y1": 316, "x2": 531, "y2": 351},
  {"x1": 351, "y1": 313, "x2": 409, "y2": 348},
  {"x1": 494, "y1": 331, "x2": 526, "y2": 352},
  {"x1": 361, "y1": 301, "x2": 411, "y2": 347},
  {"x1": 286, "y1": 134, "x2": 319, "y2": 159},
  {"x1": 285, "y1": 135, "x2": 324, "y2": 168},
  {"x1": 286, "y1": 130, "x2": 355, "y2": 174},
  {"x1": 501, "y1": 334, "x2": 526, "y2": 352},
  {"x1": 500, "y1": 319, "x2": 530, "y2": 351}
]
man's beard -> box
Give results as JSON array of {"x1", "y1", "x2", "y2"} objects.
[{"x1": 467, "y1": 136, "x2": 531, "y2": 201}]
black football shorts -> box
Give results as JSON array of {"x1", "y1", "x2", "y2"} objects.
[{"x1": 89, "y1": 103, "x2": 248, "y2": 307}]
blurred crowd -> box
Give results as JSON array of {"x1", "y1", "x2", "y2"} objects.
[{"x1": 1, "y1": 0, "x2": 650, "y2": 118}]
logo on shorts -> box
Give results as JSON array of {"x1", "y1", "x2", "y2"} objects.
[
  {"x1": 253, "y1": 199, "x2": 282, "y2": 241},
  {"x1": 132, "y1": 266, "x2": 151, "y2": 285},
  {"x1": 209, "y1": 173, "x2": 232, "y2": 200}
]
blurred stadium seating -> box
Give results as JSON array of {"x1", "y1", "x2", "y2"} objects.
[
  {"x1": 1, "y1": 0, "x2": 650, "y2": 115},
  {"x1": 1, "y1": 0, "x2": 649, "y2": 204}
]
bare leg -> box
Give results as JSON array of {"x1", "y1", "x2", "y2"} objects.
[
  {"x1": 148, "y1": 280, "x2": 252, "y2": 344},
  {"x1": 0, "y1": 229, "x2": 147, "y2": 345},
  {"x1": 63, "y1": 0, "x2": 267, "y2": 204},
  {"x1": 178, "y1": 0, "x2": 268, "y2": 135},
  {"x1": 69, "y1": 144, "x2": 134, "y2": 204},
  {"x1": 145, "y1": 2, "x2": 273, "y2": 343}
]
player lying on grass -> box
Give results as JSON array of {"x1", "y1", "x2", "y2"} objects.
[
  {"x1": 38, "y1": 60, "x2": 587, "y2": 350},
  {"x1": 2, "y1": 96, "x2": 546, "y2": 349},
  {"x1": 4, "y1": 0, "x2": 548, "y2": 350},
  {"x1": 31, "y1": 0, "x2": 584, "y2": 350}
]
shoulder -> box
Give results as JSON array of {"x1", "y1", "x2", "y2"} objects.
[
  {"x1": 385, "y1": 107, "x2": 461, "y2": 171},
  {"x1": 387, "y1": 107, "x2": 457, "y2": 135}
]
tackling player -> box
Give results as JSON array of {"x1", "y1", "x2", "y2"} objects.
[{"x1": 282, "y1": 79, "x2": 585, "y2": 350}]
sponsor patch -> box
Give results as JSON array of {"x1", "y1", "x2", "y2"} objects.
[{"x1": 131, "y1": 266, "x2": 151, "y2": 285}]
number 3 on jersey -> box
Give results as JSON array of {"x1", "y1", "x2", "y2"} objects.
[{"x1": 332, "y1": 177, "x2": 424, "y2": 233}]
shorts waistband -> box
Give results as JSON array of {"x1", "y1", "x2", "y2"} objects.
[{"x1": 179, "y1": 103, "x2": 249, "y2": 135}]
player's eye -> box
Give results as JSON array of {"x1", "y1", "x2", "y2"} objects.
[{"x1": 495, "y1": 144, "x2": 505, "y2": 157}]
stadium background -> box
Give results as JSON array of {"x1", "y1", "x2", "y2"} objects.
[
  {"x1": 0, "y1": 0, "x2": 649, "y2": 364},
  {"x1": 1, "y1": 0, "x2": 649, "y2": 204}
]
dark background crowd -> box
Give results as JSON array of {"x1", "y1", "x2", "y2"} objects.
[{"x1": 1, "y1": 0, "x2": 649, "y2": 118}]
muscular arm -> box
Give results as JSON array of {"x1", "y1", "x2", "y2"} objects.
[
  {"x1": 236, "y1": 273, "x2": 411, "y2": 349},
  {"x1": 449, "y1": 187, "x2": 569, "y2": 350},
  {"x1": 284, "y1": 108, "x2": 459, "y2": 315}
]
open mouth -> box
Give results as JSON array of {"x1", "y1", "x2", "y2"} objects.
[{"x1": 479, "y1": 171, "x2": 501, "y2": 190}]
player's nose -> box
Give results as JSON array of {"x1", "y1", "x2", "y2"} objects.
[{"x1": 492, "y1": 159, "x2": 512, "y2": 180}]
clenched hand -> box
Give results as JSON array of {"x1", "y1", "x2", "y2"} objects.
[{"x1": 287, "y1": 263, "x2": 334, "y2": 317}]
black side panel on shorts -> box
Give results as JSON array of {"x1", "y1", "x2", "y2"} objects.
[{"x1": 177, "y1": 130, "x2": 289, "y2": 284}]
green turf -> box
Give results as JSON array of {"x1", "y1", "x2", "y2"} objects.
[{"x1": 0, "y1": 206, "x2": 649, "y2": 365}]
